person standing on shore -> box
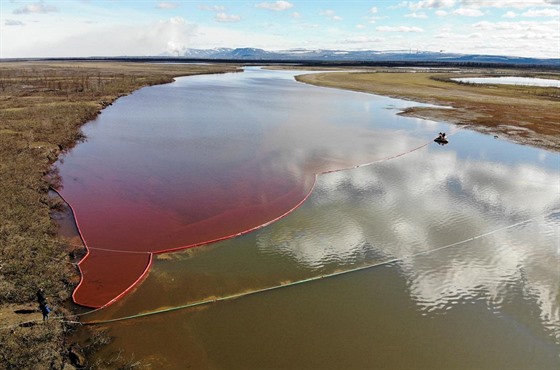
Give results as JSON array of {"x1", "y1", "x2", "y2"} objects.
[
  {"x1": 37, "y1": 288, "x2": 51, "y2": 321},
  {"x1": 39, "y1": 301, "x2": 51, "y2": 321},
  {"x1": 36, "y1": 288, "x2": 46, "y2": 306}
]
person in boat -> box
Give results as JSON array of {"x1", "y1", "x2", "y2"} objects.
[{"x1": 436, "y1": 132, "x2": 447, "y2": 141}]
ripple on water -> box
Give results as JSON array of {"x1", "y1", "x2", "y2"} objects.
[{"x1": 402, "y1": 217, "x2": 559, "y2": 341}]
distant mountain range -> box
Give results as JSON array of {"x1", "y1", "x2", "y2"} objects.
[{"x1": 165, "y1": 47, "x2": 559, "y2": 66}]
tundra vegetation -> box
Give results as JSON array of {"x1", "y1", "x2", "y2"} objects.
[{"x1": 0, "y1": 61, "x2": 239, "y2": 369}]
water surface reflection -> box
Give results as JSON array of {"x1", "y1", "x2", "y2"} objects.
[
  {"x1": 58, "y1": 68, "x2": 439, "y2": 307},
  {"x1": 74, "y1": 69, "x2": 559, "y2": 368},
  {"x1": 452, "y1": 76, "x2": 560, "y2": 88}
]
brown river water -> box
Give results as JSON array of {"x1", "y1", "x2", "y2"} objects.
[{"x1": 56, "y1": 68, "x2": 559, "y2": 369}]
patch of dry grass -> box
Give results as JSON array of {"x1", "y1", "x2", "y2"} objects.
[{"x1": 296, "y1": 69, "x2": 560, "y2": 151}]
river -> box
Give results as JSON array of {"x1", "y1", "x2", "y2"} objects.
[{"x1": 56, "y1": 67, "x2": 559, "y2": 369}]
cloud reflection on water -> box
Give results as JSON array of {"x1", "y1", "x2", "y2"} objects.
[{"x1": 257, "y1": 142, "x2": 560, "y2": 340}]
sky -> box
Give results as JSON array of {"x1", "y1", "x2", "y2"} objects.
[{"x1": 1, "y1": 0, "x2": 559, "y2": 58}]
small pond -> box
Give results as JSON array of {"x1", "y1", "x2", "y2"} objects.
[{"x1": 452, "y1": 76, "x2": 560, "y2": 88}]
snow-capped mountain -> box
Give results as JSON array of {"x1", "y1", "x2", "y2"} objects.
[{"x1": 176, "y1": 47, "x2": 559, "y2": 66}]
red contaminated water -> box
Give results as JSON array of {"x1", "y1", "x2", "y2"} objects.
[
  {"x1": 57, "y1": 69, "x2": 431, "y2": 308},
  {"x1": 61, "y1": 165, "x2": 316, "y2": 308}
]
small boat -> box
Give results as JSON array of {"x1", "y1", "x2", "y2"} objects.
[{"x1": 434, "y1": 133, "x2": 448, "y2": 145}]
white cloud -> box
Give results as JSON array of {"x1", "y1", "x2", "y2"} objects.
[
  {"x1": 390, "y1": 1, "x2": 410, "y2": 9},
  {"x1": 365, "y1": 8, "x2": 386, "y2": 24},
  {"x1": 473, "y1": 20, "x2": 557, "y2": 32},
  {"x1": 3, "y1": 16, "x2": 197, "y2": 57},
  {"x1": 6, "y1": 16, "x2": 289, "y2": 56},
  {"x1": 453, "y1": 8, "x2": 484, "y2": 16},
  {"x1": 461, "y1": 0, "x2": 557, "y2": 8},
  {"x1": 13, "y1": 1, "x2": 57, "y2": 14},
  {"x1": 320, "y1": 10, "x2": 342, "y2": 21},
  {"x1": 503, "y1": 11, "x2": 518, "y2": 18},
  {"x1": 3, "y1": 0, "x2": 558, "y2": 58},
  {"x1": 515, "y1": 32, "x2": 554, "y2": 40},
  {"x1": 191, "y1": 28, "x2": 291, "y2": 50},
  {"x1": 255, "y1": 1, "x2": 294, "y2": 11},
  {"x1": 198, "y1": 5, "x2": 225, "y2": 12},
  {"x1": 435, "y1": 32, "x2": 453, "y2": 38},
  {"x1": 409, "y1": 0, "x2": 455, "y2": 10},
  {"x1": 156, "y1": 2, "x2": 179, "y2": 9},
  {"x1": 5, "y1": 19, "x2": 25, "y2": 26},
  {"x1": 197, "y1": 4, "x2": 240, "y2": 22},
  {"x1": 523, "y1": 8, "x2": 560, "y2": 17},
  {"x1": 424, "y1": 17, "x2": 558, "y2": 57},
  {"x1": 406, "y1": 12, "x2": 428, "y2": 18},
  {"x1": 464, "y1": 20, "x2": 559, "y2": 56},
  {"x1": 215, "y1": 12, "x2": 241, "y2": 23},
  {"x1": 377, "y1": 26, "x2": 424, "y2": 32}
]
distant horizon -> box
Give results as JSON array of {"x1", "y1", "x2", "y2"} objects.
[
  {"x1": 2, "y1": 47, "x2": 559, "y2": 63},
  {"x1": 1, "y1": 1, "x2": 559, "y2": 59},
  {"x1": 174, "y1": 46, "x2": 560, "y2": 60}
]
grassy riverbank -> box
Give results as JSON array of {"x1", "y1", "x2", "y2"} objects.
[
  {"x1": 295, "y1": 69, "x2": 560, "y2": 152},
  {"x1": 0, "y1": 61, "x2": 240, "y2": 368}
]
